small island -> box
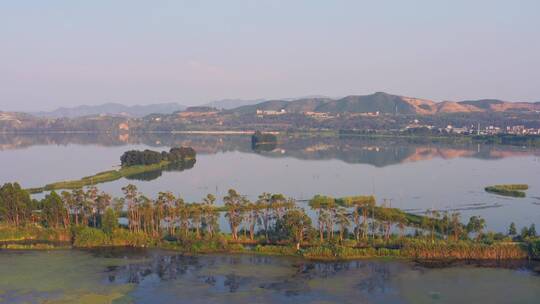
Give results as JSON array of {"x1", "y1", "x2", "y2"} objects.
[
  {"x1": 251, "y1": 131, "x2": 278, "y2": 151},
  {"x1": 27, "y1": 147, "x2": 196, "y2": 194},
  {"x1": 485, "y1": 184, "x2": 529, "y2": 197}
]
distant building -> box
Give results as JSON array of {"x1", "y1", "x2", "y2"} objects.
[
  {"x1": 506, "y1": 125, "x2": 540, "y2": 135},
  {"x1": 360, "y1": 111, "x2": 380, "y2": 117},
  {"x1": 118, "y1": 122, "x2": 129, "y2": 131},
  {"x1": 484, "y1": 125, "x2": 501, "y2": 135},
  {"x1": 256, "y1": 109, "x2": 286, "y2": 116},
  {"x1": 346, "y1": 111, "x2": 380, "y2": 118},
  {"x1": 304, "y1": 111, "x2": 333, "y2": 119},
  {"x1": 452, "y1": 127, "x2": 469, "y2": 134}
]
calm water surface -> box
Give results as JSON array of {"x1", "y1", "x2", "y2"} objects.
[
  {"x1": 0, "y1": 133, "x2": 539, "y2": 231},
  {"x1": 1, "y1": 134, "x2": 540, "y2": 303},
  {"x1": 0, "y1": 249, "x2": 539, "y2": 304}
]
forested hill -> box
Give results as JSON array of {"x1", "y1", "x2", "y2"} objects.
[{"x1": 228, "y1": 92, "x2": 540, "y2": 115}]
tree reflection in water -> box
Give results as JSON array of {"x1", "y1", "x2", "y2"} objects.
[{"x1": 103, "y1": 251, "x2": 396, "y2": 298}]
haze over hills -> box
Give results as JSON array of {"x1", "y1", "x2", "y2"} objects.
[
  {"x1": 32, "y1": 102, "x2": 188, "y2": 118},
  {"x1": 30, "y1": 99, "x2": 264, "y2": 118},
  {"x1": 200, "y1": 96, "x2": 330, "y2": 110}
]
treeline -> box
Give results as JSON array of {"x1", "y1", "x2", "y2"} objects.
[
  {"x1": 120, "y1": 147, "x2": 196, "y2": 167},
  {"x1": 1, "y1": 182, "x2": 538, "y2": 260}
]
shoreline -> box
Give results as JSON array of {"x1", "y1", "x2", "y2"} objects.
[
  {"x1": 26, "y1": 157, "x2": 195, "y2": 194},
  {"x1": 1, "y1": 237, "x2": 533, "y2": 264}
]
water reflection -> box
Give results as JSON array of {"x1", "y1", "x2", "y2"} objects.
[
  {"x1": 102, "y1": 251, "x2": 400, "y2": 298},
  {"x1": 94, "y1": 250, "x2": 540, "y2": 304},
  {"x1": 125, "y1": 158, "x2": 196, "y2": 181},
  {"x1": 1, "y1": 249, "x2": 539, "y2": 303},
  {"x1": 1, "y1": 133, "x2": 538, "y2": 167},
  {"x1": 1, "y1": 133, "x2": 539, "y2": 232}
]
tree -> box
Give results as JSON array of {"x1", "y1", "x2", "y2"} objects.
[
  {"x1": 157, "y1": 192, "x2": 175, "y2": 235},
  {"x1": 347, "y1": 196, "x2": 375, "y2": 240},
  {"x1": 72, "y1": 189, "x2": 86, "y2": 226},
  {"x1": 520, "y1": 226, "x2": 530, "y2": 239},
  {"x1": 309, "y1": 195, "x2": 335, "y2": 242},
  {"x1": 0, "y1": 182, "x2": 33, "y2": 227},
  {"x1": 335, "y1": 208, "x2": 350, "y2": 242},
  {"x1": 41, "y1": 191, "x2": 67, "y2": 229},
  {"x1": 122, "y1": 184, "x2": 139, "y2": 232},
  {"x1": 466, "y1": 216, "x2": 486, "y2": 240},
  {"x1": 190, "y1": 203, "x2": 203, "y2": 239},
  {"x1": 85, "y1": 186, "x2": 99, "y2": 227},
  {"x1": 422, "y1": 209, "x2": 440, "y2": 242},
  {"x1": 138, "y1": 195, "x2": 153, "y2": 234},
  {"x1": 177, "y1": 198, "x2": 190, "y2": 238},
  {"x1": 270, "y1": 194, "x2": 291, "y2": 219},
  {"x1": 172, "y1": 196, "x2": 185, "y2": 236},
  {"x1": 378, "y1": 204, "x2": 394, "y2": 241},
  {"x1": 95, "y1": 192, "x2": 112, "y2": 228},
  {"x1": 529, "y1": 224, "x2": 537, "y2": 238},
  {"x1": 395, "y1": 213, "x2": 407, "y2": 238},
  {"x1": 202, "y1": 194, "x2": 218, "y2": 237},
  {"x1": 224, "y1": 189, "x2": 246, "y2": 240},
  {"x1": 102, "y1": 208, "x2": 118, "y2": 235},
  {"x1": 508, "y1": 222, "x2": 517, "y2": 236},
  {"x1": 246, "y1": 202, "x2": 259, "y2": 241},
  {"x1": 60, "y1": 191, "x2": 74, "y2": 228},
  {"x1": 283, "y1": 208, "x2": 312, "y2": 247},
  {"x1": 256, "y1": 192, "x2": 273, "y2": 241},
  {"x1": 449, "y1": 212, "x2": 463, "y2": 241}
]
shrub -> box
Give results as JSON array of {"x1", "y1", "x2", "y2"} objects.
[
  {"x1": 111, "y1": 229, "x2": 153, "y2": 247},
  {"x1": 101, "y1": 208, "x2": 118, "y2": 235},
  {"x1": 74, "y1": 227, "x2": 109, "y2": 247},
  {"x1": 254, "y1": 245, "x2": 298, "y2": 256},
  {"x1": 0, "y1": 225, "x2": 71, "y2": 242}
]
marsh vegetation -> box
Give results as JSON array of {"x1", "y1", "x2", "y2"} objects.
[
  {"x1": 485, "y1": 184, "x2": 529, "y2": 197},
  {"x1": 1, "y1": 182, "x2": 538, "y2": 261}
]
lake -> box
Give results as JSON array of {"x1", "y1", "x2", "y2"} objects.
[
  {"x1": 0, "y1": 133, "x2": 538, "y2": 232},
  {"x1": 1, "y1": 133, "x2": 540, "y2": 303},
  {"x1": 0, "y1": 249, "x2": 539, "y2": 303}
]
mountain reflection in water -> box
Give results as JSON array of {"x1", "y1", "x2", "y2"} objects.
[{"x1": 1, "y1": 133, "x2": 538, "y2": 167}]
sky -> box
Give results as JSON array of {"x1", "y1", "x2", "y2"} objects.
[{"x1": 1, "y1": 0, "x2": 540, "y2": 111}]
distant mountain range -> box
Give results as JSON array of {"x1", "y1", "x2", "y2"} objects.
[
  {"x1": 229, "y1": 92, "x2": 540, "y2": 115},
  {"x1": 31, "y1": 102, "x2": 188, "y2": 118},
  {"x1": 15, "y1": 92, "x2": 540, "y2": 119},
  {"x1": 30, "y1": 99, "x2": 266, "y2": 118}
]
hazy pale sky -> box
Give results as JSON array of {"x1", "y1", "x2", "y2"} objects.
[{"x1": 1, "y1": 1, "x2": 539, "y2": 111}]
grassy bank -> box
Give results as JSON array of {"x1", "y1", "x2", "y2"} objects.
[
  {"x1": 25, "y1": 160, "x2": 188, "y2": 194},
  {"x1": 0, "y1": 226, "x2": 535, "y2": 262}
]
